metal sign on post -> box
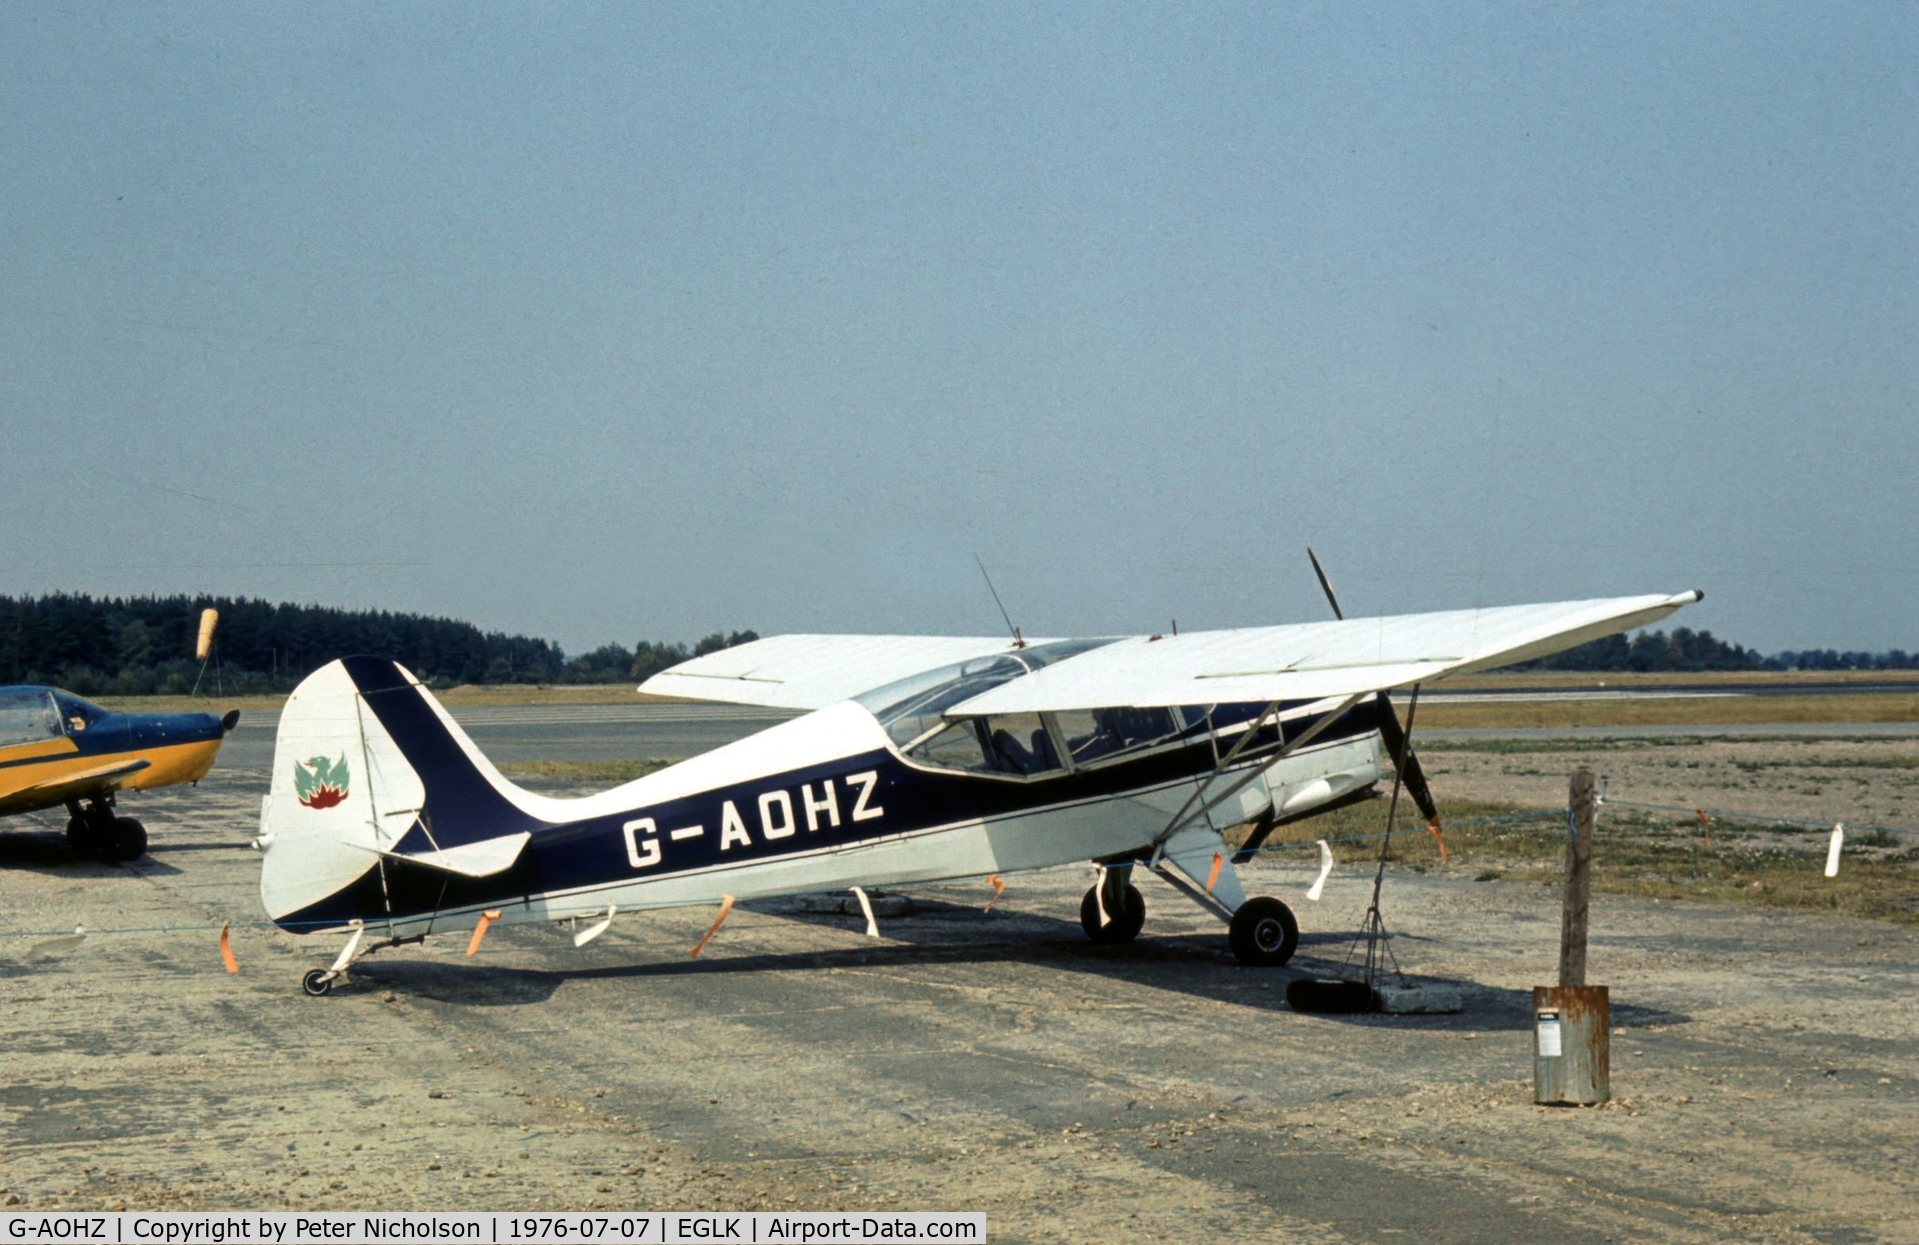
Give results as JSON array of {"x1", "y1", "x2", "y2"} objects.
[{"x1": 1535, "y1": 769, "x2": 1611, "y2": 1106}]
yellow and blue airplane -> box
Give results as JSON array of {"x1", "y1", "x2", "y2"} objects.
[{"x1": 0, "y1": 685, "x2": 238, "y2": 861}]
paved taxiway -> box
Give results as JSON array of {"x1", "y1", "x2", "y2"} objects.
[{"x1": 4, "y1": 712, "x2": 1917, "y2": 1241}]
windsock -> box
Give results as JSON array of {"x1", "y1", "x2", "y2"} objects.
[{"x1": 196, "y1": 608, "x2": 220, "y2": 661}]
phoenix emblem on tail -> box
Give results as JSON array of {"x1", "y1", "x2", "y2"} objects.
[{"x1": 294, "y1": 754, "x2": 350, "y2": 809}]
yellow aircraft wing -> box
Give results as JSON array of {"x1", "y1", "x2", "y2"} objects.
[{"x1": 11, "y1": 758, "x2": 152, "y2": 807}]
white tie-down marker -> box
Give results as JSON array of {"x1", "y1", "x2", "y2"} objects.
[
  {"x1": 574, "y1": 903, "x2": 617, "y2": 947},
  {"x1": 26, "y1": 925, "x2": 86, "y2": 961},
  {"x1": 850, "y1": 885, "x2": 881, "y2": 938},
  {"x1": 1307, "y1": 840, "x2": 1333, "y2": 902}
]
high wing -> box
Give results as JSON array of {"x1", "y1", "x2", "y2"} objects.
[
  {"x1": 951, "y1": 591, "x2": 1703, "y2": 715},
  {"x1": 641, "y1": 591, "x2": 1700, "y2": 715},
  {"x1": 640, "y1": 634, "x2": 1056, "y2": 709}
]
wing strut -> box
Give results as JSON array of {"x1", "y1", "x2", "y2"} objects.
[{"x1": 1150, "y1": 692, "x2": 1365, "y2": 851}]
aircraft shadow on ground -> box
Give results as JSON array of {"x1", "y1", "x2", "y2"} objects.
[
  {"x1": 346, "y1": 896, "x2": 1686, "y2": 1032},
  {"x1": 0, "y1": 831, "x2": 185, "y2": 877}
]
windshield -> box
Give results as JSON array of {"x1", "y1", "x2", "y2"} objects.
[
  {"x1": 850, "y1": 639, "x2": 1125, "y2": 780},
  {"x1": 0, "y1": 688, "x2": 62, "y2": 746},
  {"x1": 854, "y1": 638, "x2": 1116, "y2": 750}
]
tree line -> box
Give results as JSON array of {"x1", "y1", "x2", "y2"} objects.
[
  {"x1": 1518, "y1": 627, "x2": 1916, "y2": 673},
  {"x1": 0, "y1": 593, "x2": 757, "y2": 696},
  {"x1": 1, "y1": 594, "x2": 1910, "y2": 697}
]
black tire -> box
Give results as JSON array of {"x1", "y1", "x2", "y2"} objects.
[
  {"x1": 1286, "y1": 977, "x2": 1377, "y2": 1014},
  {"x1": 1229, "y1": 896, "x2": 1299, "y2": 967},
  {"x1": 1079, "y1": 882, "x2": 1146, "y2": 944},
  {"x1": 105, "y1": 817, "x2": 147, "y2": 862},
  {"x1": 66, "y1": 815, "x2": 101, "y2": 855},
  {"x1": 302, "y1": 969, "x2": 334, "y2": 997}
]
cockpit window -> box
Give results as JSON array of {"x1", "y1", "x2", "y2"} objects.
[
  {"x1": 853, "y1": 639, "x2": 1116, "y2": 779},
  {"x1": 855, "y1": 638, "x2": 1115, "y2": 753},
  {"x1": 51, "y1": 691, "x2": 108, "y2": 734},
  {"x1": 0, "y1": 688, "x2": 62, "y2": 746},
  {"x1": 982, "y1": 713, "x2": 1060, "y2": 775},
  {"x1": 1054, "y1": 706, "x2": 1183, "y2": 765},
  {"x1": 899, "y1": 712, "x2": 1064, "y2": 778},
  {"x1": 909, "y1": 721, "x2": 998, "y2": 773}
]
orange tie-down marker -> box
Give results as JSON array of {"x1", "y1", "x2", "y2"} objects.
[
  {"x1": 984, "y1": 874, "x2": 1006, "y2": 912},
  {"x1": 1426, "y1": 821, "x2": 1449, "y2": 865},
  {"x1": 466, "y1": 910, "x2": 504, "y2": 956},
  {"x1": 690, "y1": 895, "x2": 736, "y2": 959},
  {"x1": 219, "y1": 923, "x2": 238, "y2": 974}
]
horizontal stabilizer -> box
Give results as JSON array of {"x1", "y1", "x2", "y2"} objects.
[{"x1": 371, "y1": 831, "x2": 531, "y2": 878}]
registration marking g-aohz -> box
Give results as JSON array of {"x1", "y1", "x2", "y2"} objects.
[{"x1": 621, "y1": 770, "x2": 882, "y2": 870}]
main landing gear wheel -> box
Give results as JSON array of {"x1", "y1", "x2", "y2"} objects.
[
  {"x1": 302, "y1": 970, "x2": 334, "y2": 997},
  {"x1": 65, "y1": 815, "x2": 101, "y2": 855},
  {"x1": 65, "y1": 806, "x2": 143, "y2": 861},
  {"x1": 105, "y1": 817, "x2": 147, "y2": 862},
  {"x1": 1080, "y1": 882, "x2": 1146, "y2": 944},
  {"x1": 1229, "y1": 896, "x2": 1299, "y2": 967}
]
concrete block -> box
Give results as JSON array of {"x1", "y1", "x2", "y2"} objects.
[
  {"x1": 1375, "y1": 982, "x2": 1465, "y2": 1014},
  {"x1": 792, "y1": 891, "x2": 915, "y2": 916}
]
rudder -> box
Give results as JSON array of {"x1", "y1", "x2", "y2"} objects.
[{"x1": 258, "y1": 657, "x2": 540, "y2": 926}]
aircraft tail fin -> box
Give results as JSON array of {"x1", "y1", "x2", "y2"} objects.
[{"x1": 259, "y1": 656, "x2": 541, "y2": 926}]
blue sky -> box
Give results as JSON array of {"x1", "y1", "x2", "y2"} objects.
[{"x1": 4, "y1": 3, "x2": 1913, "y2": 654}]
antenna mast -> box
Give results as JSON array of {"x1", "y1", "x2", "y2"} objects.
[{"x1": 974, "y1": 555, "x2": 1025, "y2": 648}]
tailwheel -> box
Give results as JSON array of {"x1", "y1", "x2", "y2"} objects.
[
  {"x1": 302, "y1": 969, "x2": 335, "y2": 997},
  {"x1": 1229, "y1": 896, "x2": 1299, "y2": 967},
  {"x1": 105, "y1": 817, "x2": 147, "y2": 862},
  {"x1": 1079, "y1": 881, "x2": 1146, "y2": 944}
]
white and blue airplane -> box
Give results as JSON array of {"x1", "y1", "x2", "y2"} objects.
[{"x1": 257, "y1": 590, "x2": 1700, "y2": 994}]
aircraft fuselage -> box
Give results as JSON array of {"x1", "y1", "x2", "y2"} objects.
[{"x1": 263, "y1": 676, "x2": 1382, "y2": 939}]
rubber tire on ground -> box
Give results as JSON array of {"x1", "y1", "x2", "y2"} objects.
[
  {"x1": 302, "y1": 970, "x2": 334, "y2": 997},
  {"x1": 1286, "y1": 977, "x2": 1377, "y2": 1014},
  {"x1": 66, "y1": 815, "x2": 101, "y2": 855},
  {"x1": 1079, "y1": 882, "x2": 1146, "y2": 944},
  {"x1": 1228, "y1": 896, "x2": 1299, "y2": 966},
  {"x1": 105, "y1": 817, "x2": 147, "y2": 862}
]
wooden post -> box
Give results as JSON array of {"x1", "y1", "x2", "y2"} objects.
[
  {"x1": 1535, "y1": 769, "x2": 1610, "y2": 1106},
  {"x1": 1560, "y1": 769, "x2": 1595, "y2": 987}
]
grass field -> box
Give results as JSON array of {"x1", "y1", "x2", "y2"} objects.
[
  {"x1": 1237, "y1": 789, "x2": 1919, "y2": 926},
  {"x1": 1416, "y1": 692, "x2": 1919, "y2": 729},
  {"x1": 496, "y1": 757, "x2": 675, "y2": 785}
]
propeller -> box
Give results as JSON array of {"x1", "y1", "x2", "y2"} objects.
[{"x1": 1306, "y1": 549, "x2": 1441, "y2": 828}]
